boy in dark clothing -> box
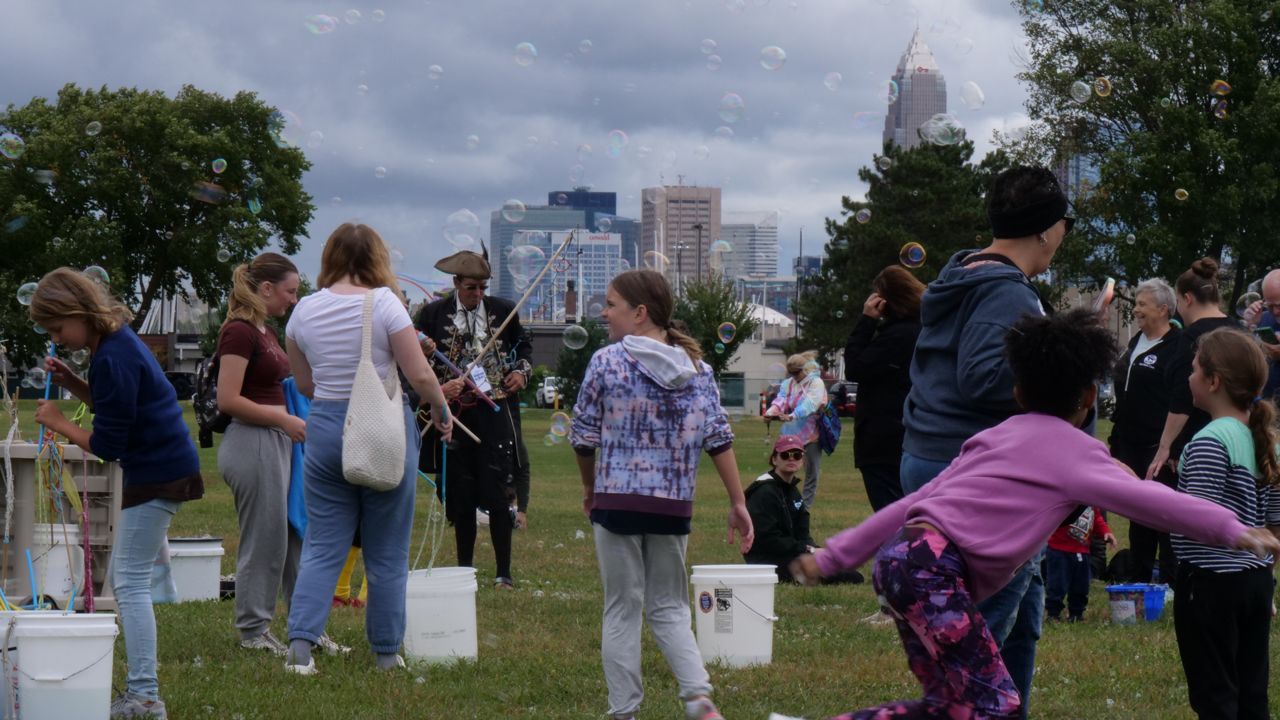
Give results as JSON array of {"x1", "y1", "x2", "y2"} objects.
[
  {"x1": 744, "y1": 435, "x2": 861, "y2": 584},
  {"x1": 1045, "y1": 507, "x2": 1117, "y2": 622}
]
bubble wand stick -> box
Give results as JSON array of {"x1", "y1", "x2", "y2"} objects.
[{"x1": 36, "y1": 342, "x2": 55, "y2": 453}]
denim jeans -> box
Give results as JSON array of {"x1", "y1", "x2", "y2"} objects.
[
  {"x1": 898, "y1": 451, "x2": 951, "y2": 495},
  {"x1": 1044, "y1": 548, "x2": 1091, "y2": 620},
  {"x1": 112, "y1": 498, "x2": 181, "y2": 700},
  {"x1": 977, "y1": 548, "x2": 1045, "y2": 720},
  {"x1": 286, "y1": 398, "x2": 418, "y2": 654}
]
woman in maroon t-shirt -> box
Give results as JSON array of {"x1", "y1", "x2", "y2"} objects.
[{"x1": 215, "y1": 252, "x2": 308, "y2": 656}]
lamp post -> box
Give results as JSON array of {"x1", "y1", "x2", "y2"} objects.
[{"x1": 692, "y1": 222, "x2": 704, "y2": 280}]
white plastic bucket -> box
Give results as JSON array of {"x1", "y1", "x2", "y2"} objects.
[
  {"x1": 7, "y1": 612, "x2": 118, "y2": 719},
  {"x1": 168, "y1": 537, "x2": 225, "y2": 602},
  {"x1": 403, "y1": 567, "x2": 478, "y2": 664},
  {"x1": 690, "y1": 564, "x2": 779, "y2": 667},
  {"x1": 31, "y1": 523, "x2": 85, "y2": 608}
]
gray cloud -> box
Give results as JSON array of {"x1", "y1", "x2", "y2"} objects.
[{"x1": 3, "y1": 0, "x2": 1032, "y2": 299}]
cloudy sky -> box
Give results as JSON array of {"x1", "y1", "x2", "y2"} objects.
[{"x1": 4, "y1": 0, "x2": 1033, "y2": 295}]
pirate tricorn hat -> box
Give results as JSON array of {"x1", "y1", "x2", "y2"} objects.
[{"x1": 434, "y1": 244, "x2": 491, "y2": 279}]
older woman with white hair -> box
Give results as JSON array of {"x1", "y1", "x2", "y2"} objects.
[
  {"x1": 765, "y1": 351, "x2": 829, "y2": 508},
  {"x1": 1107, "y1": 277, "x2": 1181, "y2": 584}
]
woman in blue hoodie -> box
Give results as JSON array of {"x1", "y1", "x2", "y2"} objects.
[{"x1": 571, "y1": 269, "x2": 754, "y2": 720}]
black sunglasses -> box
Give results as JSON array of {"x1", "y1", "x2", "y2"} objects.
[
  {"x1": 777, "y1": 449, "x2": 804, "y2": 461},
  {"x1": 1063, "y1": 216, "x2": 1076, "y2": 235}
]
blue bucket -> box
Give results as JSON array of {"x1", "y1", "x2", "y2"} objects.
[{"x1": 1105, "y1": 583, "x2": 1167, "y2": 624}]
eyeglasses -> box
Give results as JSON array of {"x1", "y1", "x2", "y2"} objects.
[
  {"x1": 1265, "y1": 301, "x2": 1280, "y2": 313},
  {"x1": 777, "y1": 449, "x2": 804, "y2": 461},
  {"x1": 1063, "y1": 216, "x2": 1076, "y2": 235},
  {"x1": 460, "y1": 284, "x2": 488, "y2": 292}
]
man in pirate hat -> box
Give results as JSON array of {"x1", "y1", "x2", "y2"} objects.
[{"x1": 416, "y1": 248, "x2": 531, "y2": 590}]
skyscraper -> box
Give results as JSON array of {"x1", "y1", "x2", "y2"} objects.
[
  {"x1": 882, "y1": 28, "x2": 948, "y2": 150},
  {"x1": 639, "y1": 185, "x2": 721, "y2": 293},
  {"x1": 489, "y1": 205, "x2": 586, "y2": 301},
  {"x1": 719, "y1": 211, "x2": 779, "y2": 279}
]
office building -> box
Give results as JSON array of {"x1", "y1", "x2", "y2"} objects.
[
  {"x1": 489, "y1": 206, "x2": 586, "y2": 301},
  {"x1": 639, "y1": 185, "x2": 722, "y2": 292},
  {"x1": 882, "y1": 28, "x2": 948, "y2": 150},
  {"x1": 720, "y1": 211, "x2": 779, "y2": 279}
]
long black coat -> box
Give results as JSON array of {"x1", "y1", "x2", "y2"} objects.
[{"x1": 843, "y1": 314, "x2": 921, "y2": 468}]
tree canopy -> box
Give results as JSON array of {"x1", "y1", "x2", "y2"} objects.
[
  {"x1": 1011, "y1": 0, "x2": 1280, "y2": 301},
  {"x1": 674, "y1": 274, "x2": 761, "y2": 378},
  {"x1": 1, "y1": 83, "x2": 314, "y2": 365}
]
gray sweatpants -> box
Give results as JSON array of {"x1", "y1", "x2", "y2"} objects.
[
  {"x1": 802, "y1": 440, "x2": 822, "y2": 508},
  {"x1": 218, "y1": 420, "x2": 301, "y2": 640},
  {"x1": 594, "y1": 525, "x2": 712, "y2": 719}
]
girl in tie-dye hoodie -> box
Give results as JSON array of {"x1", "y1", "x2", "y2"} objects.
[{"x1": 572, "y1": 269, "x2": 754, "y2": 720}]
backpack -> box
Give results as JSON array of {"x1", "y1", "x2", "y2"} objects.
[
  {"x1": 816, "y1": 400, "x2": 842, "y2": 455},
  {"x1": 194, "y1": 320, "x2": 254, "y2": 448}
]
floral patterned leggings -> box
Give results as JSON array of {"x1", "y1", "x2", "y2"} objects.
[{"x1": 830, "y1": 525, "x2": 1021, "y2": 720}]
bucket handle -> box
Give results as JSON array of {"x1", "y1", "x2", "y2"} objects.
[
  {"x1": 716, "y1": 580, "x2": 778, "y2": 623},
  {"x1": 12, "y1": 644, "x2": 113, "y2": 683}
]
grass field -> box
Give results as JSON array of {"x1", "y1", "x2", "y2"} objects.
[{"x1": 8, "y1": 399, "x2": 1276, "y2": 719}]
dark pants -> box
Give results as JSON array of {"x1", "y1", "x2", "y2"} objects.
[
  {"x1": 1044, "y1": 548, "x2": 1091, "y2": 620},
  {"x1": 1111, "y1": 440, "x2": 1178, "y2": 584},
  {"x1": 1174, "y1": 565, "x2": 1273, "y2": 719},
  {"x1": 442, "y1": 399, "x2": 519, "y2": 580},
  {"x1": 858, "y1": 463, "x2": 905, "y2": 512}
]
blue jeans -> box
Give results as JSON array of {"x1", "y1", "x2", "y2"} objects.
[
  {"x1": 287, "y1": 398, "x2": 419, "y2": 654},
  {"x1": 898, "y1": 451, "x2": 951, "y2": 495},
  {"x1": 1044, "y1": 548, "x2": 1091, "y2": 620},
  {"x1": 112, "y1": 498, "x2": 181, "y2": 700},
  {"x1": 977, "y1": 548, "x2": 1045, "y2": 720}
]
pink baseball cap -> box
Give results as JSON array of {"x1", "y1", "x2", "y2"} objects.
[{"x1": 773, "y1": 435, "x2": 805, "y2": 454}]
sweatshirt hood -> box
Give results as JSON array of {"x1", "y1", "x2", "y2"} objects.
[
  {"x1": 622, "y1": 335, "x2": 699, "y2": 389},
  {"x1": 922, "y1": 250, "x2": 1038, "y2": 326}
]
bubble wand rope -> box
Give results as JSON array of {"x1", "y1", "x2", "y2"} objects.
[{"x1": 35, "y1": 342, "x2": 55, "y2": 453}]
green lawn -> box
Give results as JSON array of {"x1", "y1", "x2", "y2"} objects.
[{"x1": 8, "y1": 400, "x2": 1274, "y2": 719}]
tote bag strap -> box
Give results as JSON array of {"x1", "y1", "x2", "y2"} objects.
[{"x1": 360, "y1": 290, "x2": 377, "y2": 364}]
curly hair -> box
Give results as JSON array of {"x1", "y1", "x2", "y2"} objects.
[
  {"x1": 29, "y1": 267, "x2": 133, "y2": 336},
  {"x1": 1004, "y1": 309, "x2": 1119, "y2": 418}
]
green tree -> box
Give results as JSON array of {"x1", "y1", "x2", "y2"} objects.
[
  {"x1": 1, "y1": 83, "x2": 314, "y2": 365},
  {"x1": 794, "y1": 141, "x2": 1009, "y2": 361},
  {"x1": 674, "y1": 274, "x2": 760, "y2": 377},
  {"x1": 554, "y1": 318, "x2": 609, "y2": 409},
  {"x1": 1010, "y1": 0, "x2": 1280, "y2": 302}
]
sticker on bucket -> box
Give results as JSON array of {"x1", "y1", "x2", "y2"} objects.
[
  {"x1": 714, "y1": 588, "x2": 733, "y2": 633},
  {"x1": 699, "y1": 591, "x2": 713, "y2": 614},
  {"x1": 1109, "y1": 598, "x2": 1137, "y2": 625}
]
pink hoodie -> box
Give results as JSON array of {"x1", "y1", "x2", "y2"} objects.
[{"x1": 816, "y1": 413, "x2": 1249, "y2": 602}]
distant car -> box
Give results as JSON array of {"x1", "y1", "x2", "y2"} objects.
[
  {"x1": 165, "y1": 371, "x2": 196, "y2": 401},
  {"x1": 828, "y1": 380, "x2": 858, "y2": 418},
  {"x1": 535, "y1": 377, "x2": 561, "y2": 408}
]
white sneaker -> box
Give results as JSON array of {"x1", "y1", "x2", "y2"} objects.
[
  {"x1": 375, "y1": 654, "x2": 406, "y2": 671},
  {"x1": 283, "y1": 657, "x2": 317, "y2": 676},
  {"x1": 316, "y1": 633, "x2": 351, "y2": 655},
  {"x1": 240, "y1": 630, "x2": 288, "y2": 656}
]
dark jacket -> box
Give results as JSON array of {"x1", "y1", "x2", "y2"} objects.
[
  {"x1": 901, "y1": 250, "x2": 1045, "y2": 463},
  {"x1": 415, "y1": 293, "x2": 532, "y2": 386},
  {"x1": 844, "y1": 314, "x2": 921, "y2": 468},
  {"x1": 1167, "y1": 316, "x2": 1241, "y2": 462},
  {"x1": 743, "y1": 471, "x2": 815, "y2": 579},
  {"x1": 1108, "y1": 326, "x2": 1180, "y2": 452}
]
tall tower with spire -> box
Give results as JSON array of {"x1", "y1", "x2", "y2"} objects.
[{"x1": 883, "y1": 28, "x2": 948, "y2": 150}]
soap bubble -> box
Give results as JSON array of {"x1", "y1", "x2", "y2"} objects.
[
  {"x1": 216, "y1": 248, "x2": 231, "y2": 263},
  {"x1": 70, "y1": 348, "x2": 90, "y2": 368},
  {"x1": 876, "y1": 156, "x2": 893, "y2": 171},
  {"x1": 50, "y1": 236, "x2": 62, "y2": 247},
  {"x1": 1209, "y1": 79, "x2": 1232, "y2": 96},
  {"x1": 371, "y1": 9, "x2": 386, "y2": 22},
  {"x1": 25, "y1": 367, "x2": 46, "y2": 388},
  {"x1": 823, "y1": 72, "x2": 843, "y2": 91},
  {"x1": 247, "y1": 197, "x2": 262, "y2": 215},
  {"x1": 16, "y1": 282, "x2": 38, "y2": 306},
  {"x1": 759, "y1": 46, "x2": 787, "y2": 71},
  {"x1": 718, "y1": 93, "x2": 745, "y2": 123},
  {"x1": 706, "y1": 54, "x2": 723, "y2": 71},
  {"x1": 708, "y1": 239, "x2": 732, "y2": 270},
  {"x1": 550, "y1": 411, "x2": 572, "y2": 436},
  {"x1": 465, "y1": 134, "x2": 480, "y2": 150},
  {"x1": 576, "y1": 144, "x2": 594, "y2": 162},
  {"x1": 189, "y1": 181, "x2": 227, "y2": 205},
  {"x1": 717, "y1": 322, "x2": 737, "y2": 343},
  {"x1": 855, "y1": 208, "x2": 872, "y2": 224},
  {"x1": 918, "y1": 113, "x2": 965, "y2": 146},
  {"x1": 714, "y1": 342, "x2": 726, "y2": 354},
  {"x1": 700, "y1": 38, "x2": 718, "y2": 54},
  {"x1": 767, "y1": 362, "x2": 787, "y2": 379},
  {"x1": 0, "y1": 132, "x2": 26, "y2": 160},
  {"x1": 899, "y1": 242, "x2": 927, "y2": 268},
  {"x1": 693, "y1": 145, "x2": 710, "y2": 161},
  {"x1": 83, "y1": 265, "x2": 110, "y2": 285},
  {"x1": 606, "y1": 129, "x2": 629, "y2": 157},
  {"x1": 514, "y1": 42, "x2": 538, "y2": 66},
  {"x1": 578, "y1": 39, "x2": 593, "y2": 54},
  {"x1": 1213, "y1": 99, "x2": 1229, "y2": 119},
  {"x1": 344, "y1": 9, "x2": 361, "y2": 24},
  {"x1": 374, "y1": 166, "x2": 387, "y2": 179},
  {"x1": 877, "y1": 79, "x2": 900, "y2": 104},
  {"x1": 31, "y1": 323, "x2": 46, "y2": 336},
  {"x1": 502, "y1": 199, "x2": 527, "y2": 223},
  {"x1": 211, "y1": 158, "x2": 228, "y2": 174},
  {"x1": 85, "y1": 121, "x2": 103, "y2": 137},
  {"x1": 444, "y1": 209, "x2": 481, "y2": 251},
  {"x1": 1094, "y1": 77, "x2": 1113, "y2": 97},
  {"x1": 643, "y1": 251, "x2": 670, "y2": 273},
  {"x1": 562, "y1": 325, "x2": 589, "y2": 350},
  {"x1": 1236, "y1": 292, "x2": 1261, "y2": 318},
  {"x1": 1174, "y1": 188, "x2": 1189, "y2": 201},
  {"x1": 713, "y1": 126, "x2": 735, "y2": 142},
  {"x1": 960, "y1": 81, "x2": 985, "y2": 110},
  {"x1": 356, "y1": 83, "x2": 369, "y2": 96},
  {"x1": 568, "y1": 164, "x2": 586, "y2": 183},
  {"x1": 307, "y1": 130, "x2": 325, "y2": 148},
  {"x1": 428, "y1": 64, "x2": 444, "y2": 80},
  {"x1": 1125, "y1": 233, "x2": 1136, "y2": 245},
  {"x1": 34, "y1": 169, "x2": 55, "y2": 184},
  {"x1": 508, "y1": 245, "x2": 547, "y2": 281},
  {"x1": 555, "y1": 192, "x2": 569, "y2": 205},
  {"x1": 598, "y1": 216, "x2": 613, "y2": 232},
  {"x1": 267, "y1": 109, "x2": 306, "y2": 148},
  {"x1": 4, "y1": 217, "x2": 27, "y2": 234},
  {"x1": 954, "y1": 37, "x2": 975, "y2": 55},
  {"x1": 304, "y1": 14, "x2": 338, "y2": 34},
  {"x1": 836, "y1": 310, "x2": 845, "y2": 318},
  {"x1": 1069, "y1": 80, "x2": 1091, "y2": 104},
  {"x1": 588, "y1": 302, "x2": 603, "y2": 317}
]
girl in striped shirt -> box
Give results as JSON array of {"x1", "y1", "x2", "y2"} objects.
[{"x1": 1174, "y1": 328, "x2": 1280, "y2": 718}]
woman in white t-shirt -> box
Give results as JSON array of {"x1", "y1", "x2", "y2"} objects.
[{"x1": 282, "y1": 223, "x2": 452, "y2": 674}]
